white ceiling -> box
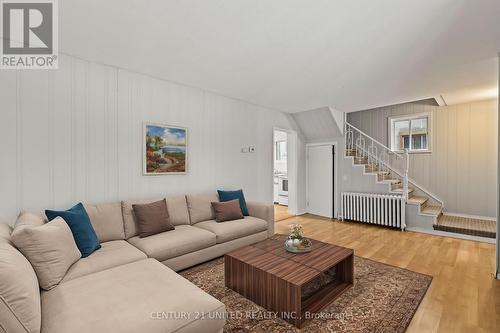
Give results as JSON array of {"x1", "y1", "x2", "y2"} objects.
[{"x1": 60, "y1": 0, "x2": 500, "y2": 112}]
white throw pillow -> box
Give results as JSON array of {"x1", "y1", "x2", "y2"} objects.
[{"x1": 11, "y1": 217, "x2": 81, "y2": 290}]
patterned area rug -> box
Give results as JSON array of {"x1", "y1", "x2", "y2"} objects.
[{"x1": 180, "y1": 256, "x2": 432, "y2": 332}]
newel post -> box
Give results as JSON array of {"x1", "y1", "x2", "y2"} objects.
[{"x1": 403, "y1": 149, "x2": 409, "y2": 201}]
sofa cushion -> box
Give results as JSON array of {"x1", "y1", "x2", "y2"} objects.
[
  {"x1": 45, "y1": 203, "x2": 101, "y2": 257},
  {"x1": 122, "y1": 195, "x2": 189, "y2": 239},
  {"x1": 11, "y1": 217, "x2": 81, "y2": 290},
  {"x1": 127, "y1": 225, "x2": 216, "y2": 262},
  {"x1": 0, "y1": 222, "x2": 11, "y2": 241},
  {"x1": 164, "y1": 195, "x2": 191, "y2": 226},
  {"x1": 0, "y1": 223, "x2": 41, "y2": 333},
  {"x1": 194, "y1": 216, "x2": 268, "y2": 243},
  {"x1": 186, "y1": 192, "x2": 218, "y2": 224},
  {"x1": 84, "y1": 202, "x2": 125, "y2": 242},
  {"x1": 41, "y1": 259, "x2": 226, "y2": 333},
  {"x1": 133, "y1": 199, "x2": 175, "y2": 238},
  {"x1": 62, "y1": 240, "x2": 147, "y2": 282}
]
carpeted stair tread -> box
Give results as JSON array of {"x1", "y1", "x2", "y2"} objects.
[
  {"x1": 407, "y1": 196, "x2": 428, "y2": 205},
  {"x1": 434, "y1": 215, "x2": 496, "y2": 238},
  {"x1": 382, "y1": 179, "x2": 401, "y2": 184},
  {"x1": 421, "y1": 205, "x2": 442, "y2": 216},
  {"x1": 392, "y1": 187, "x2": 414, "y2": 195}
]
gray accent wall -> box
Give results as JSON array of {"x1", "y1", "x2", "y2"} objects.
[{"x1": 347, "y1": 99, "x2": 498, "y2": 218}]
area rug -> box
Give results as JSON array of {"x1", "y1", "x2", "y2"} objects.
[{"x1": 180, "y1": 256, "x2": 432, "y2": 333}]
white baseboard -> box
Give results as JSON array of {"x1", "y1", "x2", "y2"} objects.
[
  {"x1": 442, "y1": 212, "x2": 496, "y2": 221},
  {"x1": 405, "y1": 227, "x2": 496, "y2": 244},
  {"x1": 296, "y1": 211, "x2": 307, "y2": 216}
]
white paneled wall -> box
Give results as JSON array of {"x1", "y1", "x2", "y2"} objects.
[
  {"x1": 0, "y1": 54, "x2": 301, "y2": 223},
  {"x1": 348, "y1": 99, "x2": 498, "y2": 218}
]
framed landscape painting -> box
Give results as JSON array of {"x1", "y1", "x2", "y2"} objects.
[{"x1": 143, "y1": 122, "x2": 188, "y2": 175}]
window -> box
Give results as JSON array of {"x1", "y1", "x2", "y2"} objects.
[
  {"x1": 389, "y1": 113, "x2": 431, "y2": 152},
  {"x1": 276, "y1": 141, "x2": 287, "y2": 160}
]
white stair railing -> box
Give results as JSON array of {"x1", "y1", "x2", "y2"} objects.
[
  {"x1": 346, "y1": 127, "x2": 354, "y2": 151},
  {"x1": 355, "y1": 135, "x2": 366, "y2": 161},
  {"x1": 379, "y1": 150, "x2": 390, "y2": 176},
  {"x1": 345, "y1": 122, "x2": 408, "y2": 198},
  {"x1": 367, "y1": 143, "x2": 378, "y2": 171},
  {"x1": 344, "y1": 122, "x2": 443, "y2": 206}
]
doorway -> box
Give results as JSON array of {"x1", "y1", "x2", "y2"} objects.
[
  {"x1": 273, "y1": 128, "x2": 298, "y2": 221},
  {"x1": 306, "y1": 143, "x2": 337, "y2": 219}
]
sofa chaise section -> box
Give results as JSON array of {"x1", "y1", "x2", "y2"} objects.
[
  {"x1": 42, "y1": 259, "x2": 226, "y2": 333},
  {"x1": 62, "y1": 240, "x2": 147, "y2": 282}
]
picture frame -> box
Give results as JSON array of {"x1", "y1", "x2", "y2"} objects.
[{"x1": 143, "y1": 122, "x2": 188, "y2": 175}]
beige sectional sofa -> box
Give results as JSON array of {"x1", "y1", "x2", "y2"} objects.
[{"x1": 0, "y1": 192, "x2": 274, "y2": 333}]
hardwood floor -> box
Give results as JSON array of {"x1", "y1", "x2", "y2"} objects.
[
  {"x1": 275, "y1": 214, "x2": 500, "y2": 333},
  {"x1": 274, "y1": 204, "x2": 293, "y2": 222}
]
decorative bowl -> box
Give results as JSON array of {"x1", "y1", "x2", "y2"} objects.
[{"x1": 284, "y1": 239, "x2": 312, "y2": 253}]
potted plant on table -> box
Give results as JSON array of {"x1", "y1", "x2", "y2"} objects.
[{"x1": 285, "y1": 224, "x2": 312, "y2": 252}]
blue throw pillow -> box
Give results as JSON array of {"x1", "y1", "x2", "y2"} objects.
[
  {"x1": 217, "y1": 189, "x2": 249, "y2": 216},
  {"x1": 45, "y1": 203, "x2": 101, "y2": 257}
]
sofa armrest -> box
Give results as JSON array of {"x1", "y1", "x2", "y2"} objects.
[{"x1": 246, "y1": 201, "x2": 274, "y2": 237}]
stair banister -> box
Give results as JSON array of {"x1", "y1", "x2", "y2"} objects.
[
  {"x1": 345, "y1": 121, "x2": 444, "y2": 207},
  {"x1": 345, "y1": 122, "x2": 404, "y2": 159},
  {"x1": 407, "y1": 181, "x2": 444, "y2": 207},
  {"x1": 348, "y1": 122, "x2": 406, "y2": 180}
]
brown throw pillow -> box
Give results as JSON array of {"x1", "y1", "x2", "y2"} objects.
[
  {"x1": 132, "y1": 199, "x2": 174, "y2": 238},
  {"x1": 211, "y1": 199, "x2": 244, "y2": 222}
]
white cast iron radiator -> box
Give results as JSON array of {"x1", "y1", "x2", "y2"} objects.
[{"x1": 341, "y1": 192, "x2": 406, "y2": 230}]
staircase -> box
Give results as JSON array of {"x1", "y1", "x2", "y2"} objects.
[
  {"x1": 341, "y1": 123, "x2": 496, "y2": 239},
  {"x1": 344, "y1": 139, "x2": 443, "y2": 229}
]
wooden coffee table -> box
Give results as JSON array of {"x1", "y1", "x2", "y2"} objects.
[{"x1": 224, "y1": 235, "x2": 354, "y2": 328}]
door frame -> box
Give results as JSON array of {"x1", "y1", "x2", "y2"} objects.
[
  {"x1": 306, "y1": 141, "x2": 338, "y2": 219},
  {"x1": 273, "y1": 127, "x2": 299, "y2": 216}
]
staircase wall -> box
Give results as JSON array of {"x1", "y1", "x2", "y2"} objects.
[
  {"x1": 335, "y1": 140, "x2": 396, "y2": 219},
  {"x1": 340, "y1": 156, "x2": 393, "y2": 194},
  {"x1": 347, "y1": 99, "x2": 498, "y2": 218}
]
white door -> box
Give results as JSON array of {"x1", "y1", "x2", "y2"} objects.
[{"x1": 307, "y1": 145, "x2": 334, "y2": 218}]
